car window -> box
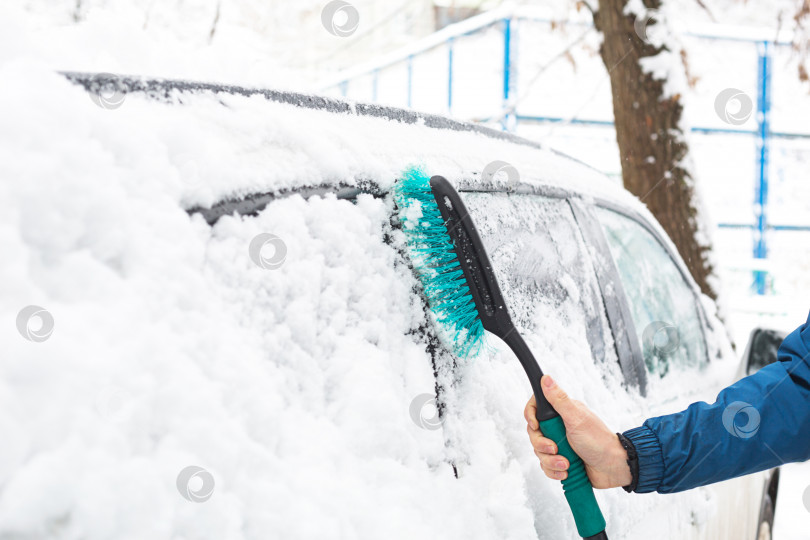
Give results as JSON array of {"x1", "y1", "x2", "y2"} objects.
[
  {"x1": 594, "y1": 207, "x2": 708, "y2": 376},
  {"x1": 460, "y1": 193, "x2": 615, "y2": 368}
]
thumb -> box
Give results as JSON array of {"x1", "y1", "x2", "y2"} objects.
[{"x1": 540, "y1": 375, "x2": 577, "y2": 421}]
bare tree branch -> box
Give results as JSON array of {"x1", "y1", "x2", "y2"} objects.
[
  {"x1": 791, "y1": 0, "x2": 810, "y2": 86},
  {"x1": 691, "y1": 0, "x2": 716, "y2": 22},
  {"x1": 578, "y1": 1, "x2": 597, "y2": 17},
  {"x1": 209, "y1": 1, "x2": 222, "y2": 44}
]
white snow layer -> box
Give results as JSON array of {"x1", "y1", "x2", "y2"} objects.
[{"x1": 0, "y1": 61, "x2": 737, "y2": 540}]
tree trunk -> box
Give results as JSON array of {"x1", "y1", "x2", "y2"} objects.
[{"x1": 593, "y1": 0, "x2": 718, "y2": 302}]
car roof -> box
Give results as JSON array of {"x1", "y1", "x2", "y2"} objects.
[{"x1": 63, "y1": 71, "x2": 639, "y2": 209}]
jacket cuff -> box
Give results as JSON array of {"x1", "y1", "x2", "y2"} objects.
[{"x1": 622, "y1": 425, "x2": 664, "y2": 493}]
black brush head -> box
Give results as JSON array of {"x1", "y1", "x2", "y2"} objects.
[{"x1": 428, "y1": 175, "x2": 517, "y2": 339}]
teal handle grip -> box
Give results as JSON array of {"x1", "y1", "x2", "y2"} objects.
[{"x1": 539, "y1": 415, "x2": 606, "y2": 538}]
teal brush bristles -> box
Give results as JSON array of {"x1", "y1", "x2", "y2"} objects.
[{"x1": 394, "y1": 166, "x2": 486, "y2": 358}]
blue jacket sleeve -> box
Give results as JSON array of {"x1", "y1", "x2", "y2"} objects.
[{"x1": 622, "y1": 311, "x2": 810, "y2": 494}]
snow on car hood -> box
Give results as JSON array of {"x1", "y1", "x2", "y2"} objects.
[{"x1": 0, "y1": 64, "x2": 730, "y2": 539}]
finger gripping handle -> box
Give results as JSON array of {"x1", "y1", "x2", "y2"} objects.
[{"x1": 539, "y1": 416, "x2": 607, "y2": 539}]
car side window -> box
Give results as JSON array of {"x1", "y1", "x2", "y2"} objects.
[
  {"x1": 460, "y1": 192, "x2": 616, "y2": 368},
  {"x1": 594, "y1": 207, "x2": 708, "y2": 376}
]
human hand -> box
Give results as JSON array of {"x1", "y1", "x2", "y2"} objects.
[{"x1": 525, "y1": 375, "x2": 632, "y2": 489}]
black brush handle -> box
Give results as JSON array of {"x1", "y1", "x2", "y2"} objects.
[{"x1": 502, "y1": 331, "x2": 556, "y2": 422}]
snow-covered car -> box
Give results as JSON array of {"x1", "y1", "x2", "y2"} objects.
[{"x1": 8, "y1": 71, "x2": 778, "y2": 539}]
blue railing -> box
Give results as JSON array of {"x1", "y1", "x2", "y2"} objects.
[
  {"x1": 502, "y1": 18, "x2": 515, "y2": 130},
  {"x1": 320, "y1": 8, "x2": 810, "y2": 294}
]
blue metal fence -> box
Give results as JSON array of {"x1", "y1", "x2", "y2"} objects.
[
  {"x1": 754, "y1": 42, "x2": 772, "y2": 294},
  {"x1": 502, "y1": 18, "x2": 515, "y2": 131},
  {"x1": 321, "y1": 10, "x2": 810, "y2": 294}
]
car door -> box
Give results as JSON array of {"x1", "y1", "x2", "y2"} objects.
[{"x1": 590, "y1": 203, "x2": 763, "y2": 540}]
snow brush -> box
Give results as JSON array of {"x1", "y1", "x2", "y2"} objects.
[{"x1": 394, "y1": 167, "x2": 608, "y2": 540}]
